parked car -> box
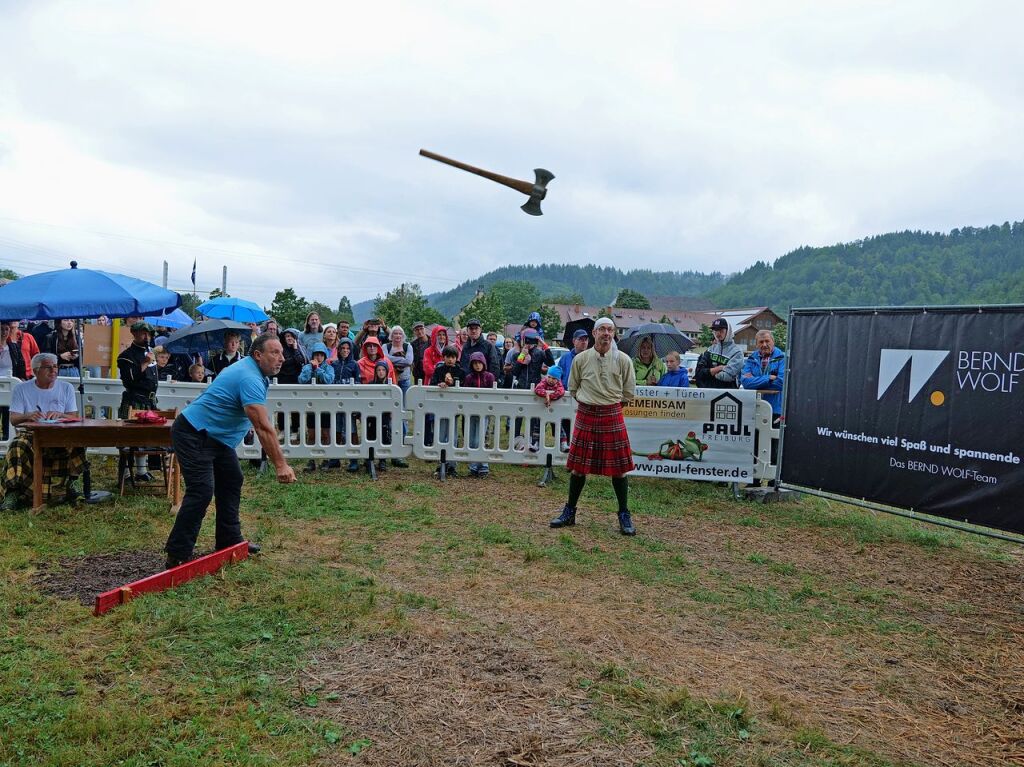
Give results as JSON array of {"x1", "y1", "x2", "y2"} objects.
[
  {"x1": 681, "y1": 352, "x2": 699, "y2": 381},
  {"x1": 548, "y1": 346, "x2": 570, "y2": 365}
]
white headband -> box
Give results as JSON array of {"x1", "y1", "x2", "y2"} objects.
[{"x1": 594, "y1": 317, "x2": 615, "y2": 330}]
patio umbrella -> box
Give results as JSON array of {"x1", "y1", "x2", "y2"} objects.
[
  {"x1": 618, "y1": 322, "x2": 693, "y2": 358},
  {"x1": 196, "y1": 296, "x2": 268, "y2": 324},
  {"x1": 143, "y1": 307, "x2": 194, "y2": 330},
  {"x1": 0, "y1": 261, "x2": 180, "y2": 504},
  {"x1": 163, "y1": 319, "x2": 251, "y2": 356}
]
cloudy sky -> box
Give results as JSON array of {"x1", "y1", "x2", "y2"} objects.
[{"x1": 0, "y1": 1, "x2": 1021, "y2": 308}]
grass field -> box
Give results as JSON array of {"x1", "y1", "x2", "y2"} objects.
[{"x1": 1, "y1": 459, "x2": 1021, "y2": 766}]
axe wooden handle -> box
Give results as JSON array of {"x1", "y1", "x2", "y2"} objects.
[{"x1": 419, "y1": 149, "x2": 535, "y2": 196}]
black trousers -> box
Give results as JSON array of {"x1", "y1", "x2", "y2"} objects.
[{"x1": 165, "y1": 415, "x2": 245, "y2": 558}]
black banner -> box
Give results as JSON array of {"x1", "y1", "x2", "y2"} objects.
[{"x1": 781, "y1": 307, "x2": 1024, "y2": 535}]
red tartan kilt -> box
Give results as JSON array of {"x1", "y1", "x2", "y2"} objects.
[{"x1": 566, "y1": 402, "x2": 634, "y2": 476}]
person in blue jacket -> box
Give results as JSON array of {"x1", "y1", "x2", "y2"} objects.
[
  {"x1": 657, "y1": 351, "x2": 690, "y2": 387},
  {"x1": 299, "y1": 342, "x2": 334, "y2": 472},
  {"x1": 560, "y1": 329, "x2": 590, "y2": 388},
  {"x1": 740, "y1": 329, "x2": 785, "y2": 484},
  {"x1": 739, "y1": 330, "x2": 785, "y2": 415}
]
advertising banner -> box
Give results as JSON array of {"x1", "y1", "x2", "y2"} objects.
[
  {"x1": 781, "y1": 307, "x2": 1024, "y2": 535},
  {"x1": 625, "y1": 386, "x2": 756, "y2": 483}
]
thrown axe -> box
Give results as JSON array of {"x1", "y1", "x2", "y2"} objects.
[{"x1": 419, "y1": 149, "x2": 554, "y2": 216}]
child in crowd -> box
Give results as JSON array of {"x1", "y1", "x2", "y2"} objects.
[
  {"x1": 362, "y1": 360, "x2": 394, "y2": 474},
  {"x1": 330, "y1": 338, "x2": 362, "y2": 472},
  {"x1": 429, "y1": 345, "x2": 465, "y2": 476},
  {"x1": 464, "y1": 351, "x2": 495, "y2": 477},
  {"x1": 154, "y1": 346, "x2": 177, "y2": 381},
  {"x1": 188, "y1": 363, "x2": 206, "y2": 383},
  {"x1": 531, "y1": 365, "x2": 566, "y2": 452},
  {"x1": 299, "y1": 342, "x2": 335, "y2": 472},
  {"x1": 658, "y1": 350, "x2": 690, "y2": 387}
]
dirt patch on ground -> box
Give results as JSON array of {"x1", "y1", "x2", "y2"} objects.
[
  {"x1": 32, "y1": 549, "x2": 167, "y2": 605},
  {"x1": 309, "y1": 621, "x2": 649, "y2": 766},
  {"x1": 315, "y1": 488, "x2": 1024, "y2": 767}
]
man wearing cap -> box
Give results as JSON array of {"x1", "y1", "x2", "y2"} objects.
[
  {"x1": 117, "y1": 321, "x2": 161, "y2": 481},
  {"x1": 117, "y1": 321, "x2": 159, "y2": 417},
  {"x1": 459, "y1": 319, "x2": 500, "y2": 379},
  {"x1": 560, "y1": 328, "x2": 591, "y2": 389},
  {"x1": 410, "y1": 321, "x2": 429, "y2": 383},
  {"x1": 550, "y1": 317, "x2": 637, "y2": 535},
  {"x1": 694, "y1": 318, "x2": 744, "y2": 389}
]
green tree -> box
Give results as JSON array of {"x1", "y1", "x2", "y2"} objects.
[
  {"x1": 208, "y1": 287, "x2": 230, "y2": 299},
  {"x1": 658, "y1": 314, "x2": 673, "y2": 325},
  {"x1": 542, "y1": 292, "x2": 585, "y2": 305},
  {"x1": 537, "y1": 305, "x2": 562, "y2": 339},
  {"x1": 459, "y1": 291, "x2": 506, "y2": 333},
  {"x1": 269, "y1": 288, "x2": 309, "y2": 330},
  {"x1": 771, "y1": 321, "x2": 787, "y2": 351},
  {"x1": 178, "y1": 293, "x2": 202, "y2": 319},
  {"x1": 336, "y1": 296, "x2": 354, "y2": 324},
  {"x1": 374, "y1": 283, "x2": 449, "y2": 330},
  {"x1": 490, "y1": 280, "x2": 541, "y2": 323},
  {"x1": 614, "y1": 288, "x2": 652, "y2": 309},
  {"x1": 307, "y1": 300, "x2": 337, "y2": 325},
  {"x1": 0, "y1": 267, "x2": 19, "y2": 281},
  {"x1": 696, "y1": 324, "x2": 713, "y2": 348}
]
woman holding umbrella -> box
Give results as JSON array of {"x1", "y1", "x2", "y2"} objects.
[{"x1": 631, "y1": 335, "x2": 666, "y2": 386}]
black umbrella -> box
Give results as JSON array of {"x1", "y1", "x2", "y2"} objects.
[
  {"x1": 618, "y1": 322, "x2": 693, "y2": 358},
  {"x1": 561, "y1": 317, "x2": 595, "y2": 348},
  {"x1": 163, "y1": 319, "x2": 251, "y2": 356}
]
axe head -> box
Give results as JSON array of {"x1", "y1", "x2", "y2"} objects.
[{"x1": 521, "y1": 168, "x2": 555, "y2": 216}]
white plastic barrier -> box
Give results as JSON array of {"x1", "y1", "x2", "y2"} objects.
[
  {"x1": 406, "y1": 384, "x2": 576, "y2": 468},
  {"x1": 752, "y1": 398, "x2": 778, "y2": 482},
  {"x1": 0, "y1": 377, "x2": 782, "y2": 481}
]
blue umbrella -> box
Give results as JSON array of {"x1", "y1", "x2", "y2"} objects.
[
  {"x1": 0, "y1": 261, "x2": 179, "y2": 504},
  {"x1": 0, "y1": 261, "x2": 181, "y2": 320},
  {"x1": 196, "y1": 296, "x2": 268, "y2": 324},
  {"x1": 143, "y1": 307, "x2": 194, "y2": 329}
]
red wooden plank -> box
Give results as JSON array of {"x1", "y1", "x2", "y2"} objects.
[{"x1": 93, "y1": 542, "x2": 250, "y2": 616}]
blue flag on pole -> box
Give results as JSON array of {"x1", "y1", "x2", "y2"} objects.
[{"x1": 191, "y1": 258, "x2": 196, "y2": 289}]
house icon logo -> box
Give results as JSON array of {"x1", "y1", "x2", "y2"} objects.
[{"x1": 710, "y1": 392, "x2": 742, "y2": 424}]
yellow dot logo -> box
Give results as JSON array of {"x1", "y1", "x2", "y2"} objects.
[{"x1": 930, "y1": 390, "x2": 945, "y2": 406}]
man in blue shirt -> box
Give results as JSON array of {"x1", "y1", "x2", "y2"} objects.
[
  {"x1": 164, "y1": 334, "x2": 296, "y2": 568},
  {"x1": 560, "y1": 328, "x2": 590, "y2": 388}
]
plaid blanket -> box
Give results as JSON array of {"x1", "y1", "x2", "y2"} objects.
[
  {"x1": 566, "y1": 402, "x2": 635, "y2": 477},
  {"x1": 2, "y1": 430, "x2": 86, "y2": 503}
]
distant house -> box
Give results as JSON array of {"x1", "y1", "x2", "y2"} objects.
[{"x1": 694, "y1": 307, "x2": 784, "y2": 351}]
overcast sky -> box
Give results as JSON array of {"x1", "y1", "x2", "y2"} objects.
[{"x1": 1, "y1": 1, "x2": 1021, "y2": 308}]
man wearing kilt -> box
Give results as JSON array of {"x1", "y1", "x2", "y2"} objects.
[{"x1": 550, "y1": 317, "x2": 637, "y2": 535}]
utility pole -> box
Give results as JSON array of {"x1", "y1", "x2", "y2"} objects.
[
  {"x1": 162, "y1": 261, "x2": 168, "y2": 288},
  {"x1": 222, "y1": 266, "x2": 227, "y2": 296}
]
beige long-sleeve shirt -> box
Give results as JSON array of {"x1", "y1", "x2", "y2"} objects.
[{"x1": 568, "y1": 347, "x2": 636, "y2": 406}]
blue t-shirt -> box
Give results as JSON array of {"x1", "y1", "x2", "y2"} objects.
[{"x1": 182, "y1": 356, "x2": 268, "y2": 447}]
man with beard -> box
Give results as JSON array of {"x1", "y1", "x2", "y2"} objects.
[{"x1": 549, "y1": 317, "x2": 637, "y2": 536}]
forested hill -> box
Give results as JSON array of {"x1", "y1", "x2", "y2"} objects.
[
  {"x1": 708, "y1": 222, "x2": 1024, "y2": 311},
  {"x1": 354, "y1": 264, "x2": 726, "y2": 320}
]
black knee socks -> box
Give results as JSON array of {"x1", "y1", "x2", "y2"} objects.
[
  {"x1": 611, "y1": 475, "x2": 628, "y2": 513},
  {"x1": 567, "y1": 473, "x2": 587, "y2": 509}
]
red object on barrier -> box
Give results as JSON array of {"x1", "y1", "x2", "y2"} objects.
[{"x1": 93, "y1": 541, "x2": 250, "y2": 616}]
